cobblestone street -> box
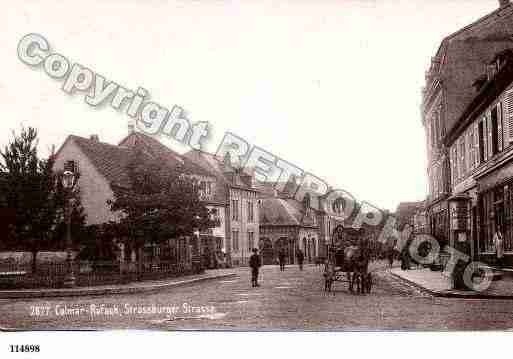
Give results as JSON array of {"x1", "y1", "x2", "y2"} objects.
[{"x1": 1, "y1": 263, "x2": 513, "y2": 331}]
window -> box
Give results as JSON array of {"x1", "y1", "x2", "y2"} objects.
[
  {"x1": 433, "y1": 167, "x2": 438, "y2": 196},
  {"x1": 333, "y1": 197, "x2": 344, "y2": 214},
  {"x1": 231, "y1": 199, "x2": 239, "y2": 221},
  {"x1": 431, "y1": 120, "x2": 436, "y2": 148},
  {"x1": 459, "y1": 139, "x2": 466, "y2": 178},
  {"x1": 199, "y1": 181, "x2": 212, "y2": 197},
  {"x1": 211, "y1": 208, "x2": 220, "y2": 226},
  {"x1": 491, "y1": 107, "x2": 499, "y2": 156},
  {"x1": 248, "y1": 231, "x2": 254, "y2": 251},
  {"x1": 469, "y1": 130, "x2": 474, "y2": 169},
  {"x1": 247, "y1": 201, "x2": 254, "y2": 222},
  {"x1": 64, "y1": 160, "x2": 78, "y2": 173},
  {"x1": 436, "y1": 113, "x2": 442, "y2": 145},
  {"x1": 478, "y1": 121, "x2": 485, "y2": 163},
  {"x1": 232, "y1": 230, "x2": 239, "y2": 252}
]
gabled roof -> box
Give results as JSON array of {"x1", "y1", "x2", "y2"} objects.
[
  {"x1": 259, "y1": 197, "x2": 318, "y2": 228},
  {"x1": 442, "y1": 36, "x2": 513, "y2": 134},
  {"x1": 70, "y1": 135, "x2": 134, "y2": 188},
  {"x1": 59, "y1": 133, "x2": 218, "y2": 193},
  {"x1": 260, "y1": 198, "x2": 301, "y2": 226},
  {"x1": 184, "y1": 149, "x2": 257, "y2": 195},
  {"x1": 446, "y1": 51, "x2": 513, "y2": 145},
  {"x1": 119, "y1": 132, "x2": 213, "y2": 178}
]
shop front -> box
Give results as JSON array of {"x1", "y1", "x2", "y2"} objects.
[
  {"x1": 476, "y1": 160, "x2": 513, "y2": 268},
  {"x1": 426, "y1": 199, "x2": 450, "y2": 250}
]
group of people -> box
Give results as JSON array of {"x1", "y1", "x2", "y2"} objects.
[{"x1": 249, "y1": 248, "x2": 306, "y2": 287}]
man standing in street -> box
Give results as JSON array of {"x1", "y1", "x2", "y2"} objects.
[
  {"x1": 278, "y1": 249, "x2": 286, "y2": 271},
  {"x1": 249, "y1": 248, "x2": 261, "y2": 287},
  {"x1": 493, "y1": 224, "x2": 505, "y2": 268},
  {"x1": 297, "y1": 249, "x2": 304, "y2": 271}
]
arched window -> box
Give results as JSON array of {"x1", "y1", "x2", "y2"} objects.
[{"x1": 333, "y1": 197, "x2": 344, "y2": 214}]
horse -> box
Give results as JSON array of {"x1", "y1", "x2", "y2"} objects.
[
  {"x1": 344, "y1": 245, "x2": 371, "y2": 294},
  {"x1": 323, "y1": 245, "x2": 371, "y2": 295}
]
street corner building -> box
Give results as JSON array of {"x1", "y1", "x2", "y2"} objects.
[{"x1": 422, "y1": 0, "x2": 513, "y2": 268}]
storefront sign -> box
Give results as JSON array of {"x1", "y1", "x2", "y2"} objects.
[{"x1": 450, "y1": 199, "x2": 469, "y2": 231}]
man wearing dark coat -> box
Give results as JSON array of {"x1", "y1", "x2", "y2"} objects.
[
  {"x1": 297, "y1": 249, "x2": 305, "y2": 271},
  {"x1": 249, "y1": 248, "x2": 262, "y2": 287},
  {"x1": 278, "y1": 249, "x2": 286, "y2": 271}
]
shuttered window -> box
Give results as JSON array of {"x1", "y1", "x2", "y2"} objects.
[
  {"x1": 504, "y1": 91, "x2": 513, "y2": 147},
  {"x1": 459, "y1": 139, "x2": 465, "y2": 179},
  {"x1": 487, "y1": 112, "x2": 493, "y2": 159},
  {"x1": 466, "y1": 131, "x2": 472, "y2": 172},
  {"x1": 474, "y1": 122, "x2": 480, "y2": 167},
  {"x1": 470, "y1": 129, "x2": 475, "y2": 170},
  {"x1": 483, "y1": 118, "x2": 487, "y2": 162},
  {"x1": 450, "y1": 146, "x2": 456, "y2": 186},
  {"x1": 498, "y1": 102, "x2": 503, "y2": 152}
]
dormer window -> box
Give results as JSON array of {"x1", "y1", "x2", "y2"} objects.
[{"x1": 486, "y1": 64, "x2": 498, "y2": 82}]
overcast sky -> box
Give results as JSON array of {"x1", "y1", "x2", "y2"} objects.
[{"x1": 0, "y1": 0, "x2": 504, "y2": 211}]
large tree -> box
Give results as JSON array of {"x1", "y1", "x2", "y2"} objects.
[
  {"x1": 107, "y1": 149, "x2": 216, "y2": 263},
  {"x1": 0, "y1": 127, "x2": 86, "y2": 270}
]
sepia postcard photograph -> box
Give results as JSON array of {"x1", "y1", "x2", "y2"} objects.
[{"x1": 2, "y1": 1, "x2": 513, "y2": 355}]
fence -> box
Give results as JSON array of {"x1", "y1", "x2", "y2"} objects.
[{"x1": 0, "y1": 260, "x2": 197, "y2": 289}]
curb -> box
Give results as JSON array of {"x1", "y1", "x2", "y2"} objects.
[
  {"x1": 0, "y1": 273, "x2": 237, "y2": 299},
  {"x1": 389, "y1": 271, "x2": 513, "y2": 300}
]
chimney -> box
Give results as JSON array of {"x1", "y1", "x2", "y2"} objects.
[
  {"x1": 499, "y1": 0, "x2": 510, "y2": 8},
  {"x1": 90, "y1": 134, "x2": 100, "y2": 142}
]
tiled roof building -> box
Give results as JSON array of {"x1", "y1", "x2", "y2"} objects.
[{"x1": 53, "y1": 131, "x2": 230, "y2": 267}]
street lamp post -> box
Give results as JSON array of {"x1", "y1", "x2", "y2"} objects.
[{"x1": 62, "y1": 170, "x2": 76, "y2": 288}]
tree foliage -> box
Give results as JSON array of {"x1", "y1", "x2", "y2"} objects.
[
  {"x1": 0, "y1": 127, "x2": 86, "y2": 254},
  {"x1": 106, "y1": 149, "x2": 216, "y2": 253}
]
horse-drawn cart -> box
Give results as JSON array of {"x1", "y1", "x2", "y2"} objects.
[{"x1": 323, "y1": 226, "x2": 372, "y2": 294}]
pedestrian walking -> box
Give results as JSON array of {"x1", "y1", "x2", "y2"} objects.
[
  {"x1": 278, "y1": 249, "x2": 286, "y2": 271},
  {"x1": 297, "y1": 249, "x2": 304, "y2": 271},
  {"x1": 400, "y1": 247, "x2": 410, "y2": 270},
  {"x1": 249, "y1": 248, "x2": 261, "y2": 287},
  {"x1": 387, "y1": 248, "x2": 394, "y2": 268},
  {"x1": 493, "y1": 224, "x2": 504, "y2": 268}
]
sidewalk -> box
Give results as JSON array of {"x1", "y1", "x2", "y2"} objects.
[
  {"x1": 390, "y1": 267, "x2": 513, "y2": 299},
  {"x1": 0, "y1": 269, "x2": 237, "y2": 299}
]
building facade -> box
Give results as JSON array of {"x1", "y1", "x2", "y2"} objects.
[
  {"x1": 53, "y1": 131, "x2": 226, "y2": 266},
  {"x1": 258, "y1": 194, "x2": 320, "y2": 265},
  {"x1": 422, "y1": 0, "x2": 513, "y2": 252},
  {"x1": 445, "y1": 50, "x2": 513, "y2": 265},
  {"x1": 185, "y1": 150, "x2": 259, "y2": 266}
]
